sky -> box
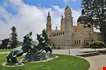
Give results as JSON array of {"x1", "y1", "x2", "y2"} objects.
[{"x1": 0, "y1": 0, "x2": 81, "y2": 41}]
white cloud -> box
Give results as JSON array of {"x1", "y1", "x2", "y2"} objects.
[
  {"x1": 72, "y1": 8, "x2": 81, "y2": 25},
  {"x1": 0, "y1": 6, "x2": 13, "y2": 39},
  {"x1": 64, "y1": 0, "x2": 71, "y2": 3},
  {"x1": 71, "y1": 0, "x2": 79, "y2": 2},
  {"x1": 0, "y1": 0, "x2": 81, "y2": 41},
  {"x1": 0, "y1": 0, "x2": 46, "y2": 41},
  {"x1": 64, "y1": 0, "x2": 81, "y2": 3}
]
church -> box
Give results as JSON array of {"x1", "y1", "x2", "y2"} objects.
[{"x1": 46, "y1": 6, "x2": 102, "y2": 49}]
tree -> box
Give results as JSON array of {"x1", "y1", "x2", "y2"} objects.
[
  {"x1": 10, "y1": 26, "x2": 18, "y2": 48},
  {"x1": 89, "y1": 41, "x2": 105, "y2": 48},
  {"x1": 81, "y1": 0, "x2": 106, "y2": 44},
  {"x1": 1, "y1": 39, "x2": 9, "y2": 49}
]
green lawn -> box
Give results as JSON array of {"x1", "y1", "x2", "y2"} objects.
[
  {"x1": 0, "y1": 54, "x2": 90, "y2": 70},
  {"x1": 0, "y1": 49, "x2": 11, "y2": 52}
]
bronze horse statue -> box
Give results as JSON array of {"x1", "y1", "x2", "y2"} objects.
[
  {"x1": 6, "y1": 32, "x2": 52, "y2": 64},
  {"x1": 6, "y1": 32, "x2": 33, "y2": 64}
]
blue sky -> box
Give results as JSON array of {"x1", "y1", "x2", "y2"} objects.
[
  {"x1": 0, "y1": 0, "x2": 81, "y2": 15},
  {"x1": 0, "y1": 0, "x2": 18, "y2": 15},
  {"x1": 0, "y1": 0, "x2": 81, "y2": 40},
  {"x1": 23, "y1": 0, "x2": 81, "y2": 9}
]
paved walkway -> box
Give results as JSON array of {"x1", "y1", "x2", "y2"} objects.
[
  {"x1": 53, "y1": 49, "x2": 106, "y2": 70},
  {"x1": 53, "y1": 48, "x2": 106, "y2": 55},
  {"x1": 85, "y1": 55, "x2": 106, "y2": 70}
]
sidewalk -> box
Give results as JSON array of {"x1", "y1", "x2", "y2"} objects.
[
  {"x1": 53, "y1": 49, "x2": 106, "y2": 70},
  {"x1": 85, "y1": 55, "x2": 106, "y2": 70}
]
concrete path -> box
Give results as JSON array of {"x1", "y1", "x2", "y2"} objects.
[
  {"x1": 85, "y1": 55, "x2": 106, "y2": 70},
  {"x1": 53, "y1": 49, "x2": 106, "y2": 70},
  {"x1": 53, "y1": 48, "x2": 106, "y2": 55}
]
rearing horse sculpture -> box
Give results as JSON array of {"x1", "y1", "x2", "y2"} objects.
[
  {"x1": 6, "y1": 32, "x2": 52, "y2": 64},
  {"x1": 36, "y1": 34, "x2": 52, "y2": 54},
  {"x1": 6, "y1": 32, "x2": 33, "y2": 64}
]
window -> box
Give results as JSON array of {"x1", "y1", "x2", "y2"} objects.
[
  {"x1": 75, "y1": 40, "x2": 76, "y2": 45},
  {"x1": 79, "y1": 40, "x2": 80, "y2": 44}
]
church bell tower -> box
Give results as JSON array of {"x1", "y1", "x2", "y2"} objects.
[
  {"x1": 46, "y1": 12, "x2": 52, "y2": 37},
  {"x1": 64, "y1": 6, "x2": 73, "y2": 48}
]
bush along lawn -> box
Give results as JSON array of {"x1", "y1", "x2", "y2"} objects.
[{"x1": 0, "y1": 54, "x2": 90, "y2": 70}]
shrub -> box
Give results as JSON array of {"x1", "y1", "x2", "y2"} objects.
[{"x1": 89, "y1": 41, "x2": 105, "y2": 48}]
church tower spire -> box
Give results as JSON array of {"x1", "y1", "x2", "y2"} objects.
[
  {"x1": 64, "y1": 6, "x2": 72, "y2": 21},
  {"x1": 60, "y1": 16, "x2": 64, "y2": 32},
  {"x1": 46, "y1": 12, "x2": 52, "y2": 37}
]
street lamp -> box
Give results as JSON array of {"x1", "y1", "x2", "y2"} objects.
[{"x1": 67, "y1": 40, "x2": 71, "y2": 55}]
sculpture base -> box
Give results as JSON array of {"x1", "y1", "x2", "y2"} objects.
[
  {"x1": 2, "y1": 55, "x2": 58, "y2": 67},
  {"x1": 2, "y1": 62, "x2": 24, "y2": 67},
  {"x1": 25, "y1": 52, "x2": 53, "y2": 62}
]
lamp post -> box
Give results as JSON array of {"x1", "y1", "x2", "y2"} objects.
[{"x1": 67, "y1": 40, "x2": 71, "y2": 55}]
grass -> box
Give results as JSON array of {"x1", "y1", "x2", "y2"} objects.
[
  {"x1": 0, "y1": 49, "x2": 11, "y2": 52},
  {"x1": 0, "y1": 54, "x2": 90, "y2": 70}
]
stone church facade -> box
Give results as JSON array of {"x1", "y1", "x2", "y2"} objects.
[{"x1": 46, "y1": 6, "x2": 102, "y2": 49}]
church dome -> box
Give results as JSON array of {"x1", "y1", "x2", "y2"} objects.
[{"x1": 77, "y1": 15, "x2": 91, "y2": 23}]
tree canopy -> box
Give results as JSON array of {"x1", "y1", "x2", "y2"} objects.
[{"x1": 81, "y1": 0, "x2": 106, "y2": 44}]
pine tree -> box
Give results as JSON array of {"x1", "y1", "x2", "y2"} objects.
[{"x1": 10, "y1": 26, "x2": 18, "y2": 48}]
